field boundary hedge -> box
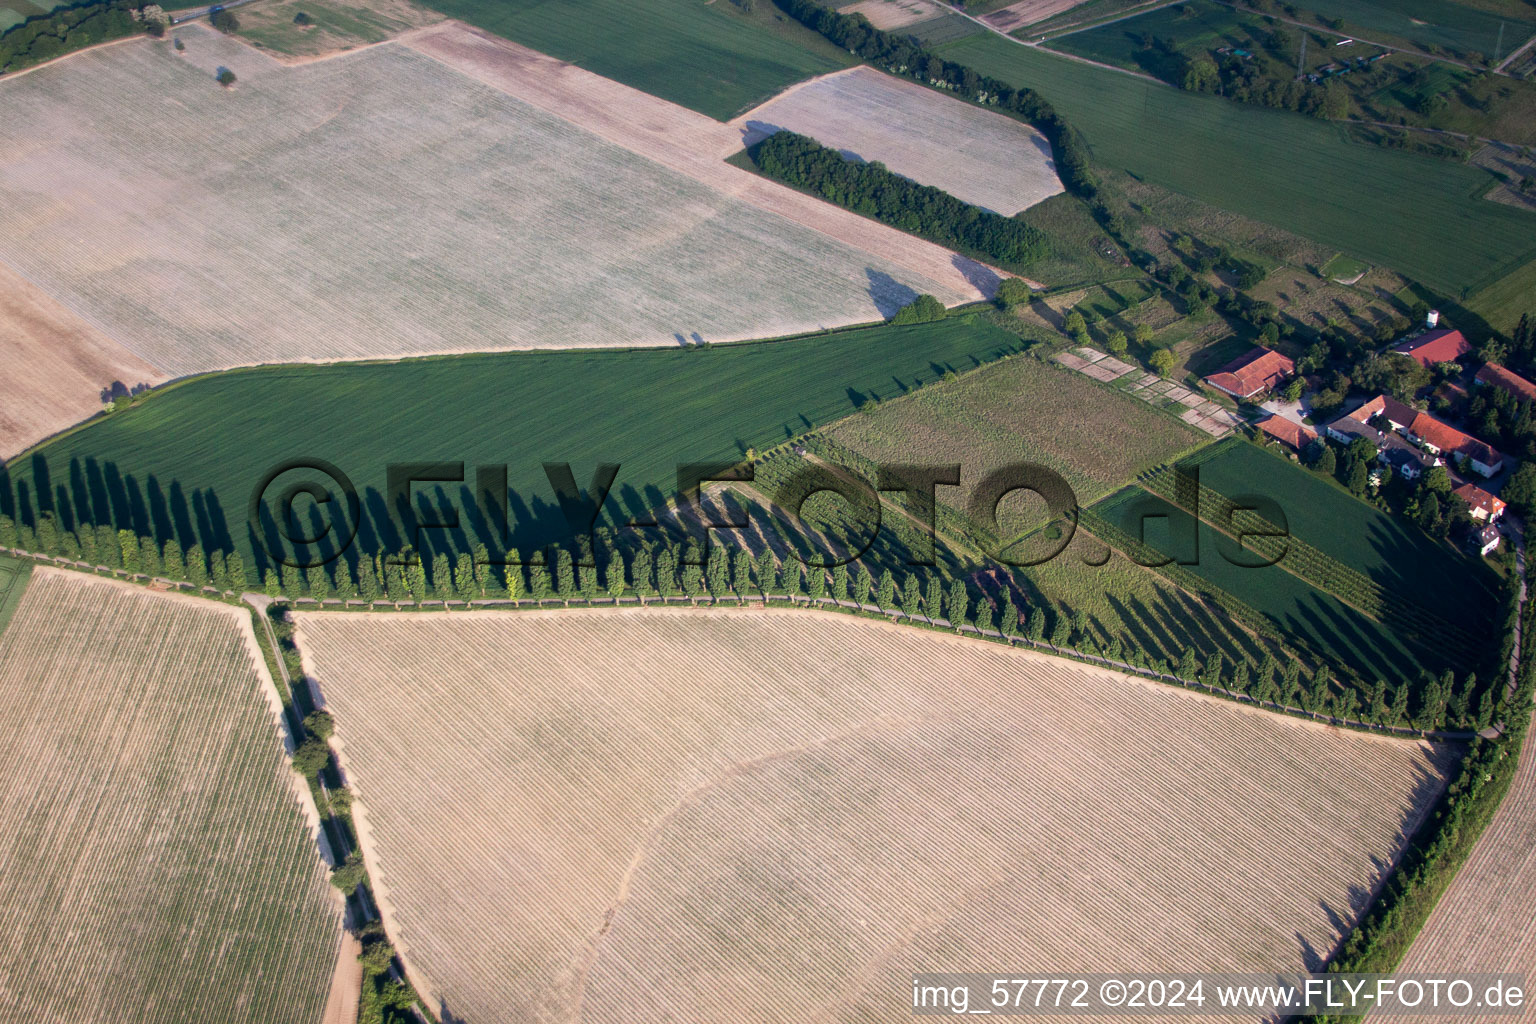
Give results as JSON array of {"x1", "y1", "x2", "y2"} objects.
[{"x1": 747, "y1": 130, "x2": 1049, "y2": 268}]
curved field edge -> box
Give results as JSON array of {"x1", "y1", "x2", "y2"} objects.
[
  {"x1": 0, "y1": 313, "x2": 1029, "y2": 572},
  {"x1": 293, "y1": 604, "x2": 1458, "y2": 1024},
  {"x1": 0, "y1": 568, "x2": 343, "y2": 1023}
]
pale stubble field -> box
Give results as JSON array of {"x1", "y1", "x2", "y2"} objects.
[
  {"x1": 297, "y1": 605, "x2": 1456, "y2": 1024},
  {"x1": 0, "y1": 27, "x2": 969, "y2": 378},
  {"x1": 0, "y1": 570, "x2": 341, "y2": 1023}
]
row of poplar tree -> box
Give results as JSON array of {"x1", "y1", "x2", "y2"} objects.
[{"x1": 0, "y1": 511, "x2": 1487, "y2": 731}]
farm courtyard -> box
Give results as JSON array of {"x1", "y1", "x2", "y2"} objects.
[{"x1": 296, "y1": 606, "x2": 1455, "y2": 1024}]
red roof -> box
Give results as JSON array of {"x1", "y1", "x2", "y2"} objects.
[
  {"x1": 1346, "y1": 394, "x2": 1418, "y2": 428},
  {"x1": 1453, "y1": 483, "x2": 1506, "y2": 518},
  {"x1": 1407, "y1": 411, "x2": 1504, "y2": 467},
  {"x1": 1476, "y1": 363, "x2": 1536, "y2": 403},
  {"x1": 1393, "y1": 328, "x2": 1471, "y2": 368},
  {"x1": 1257, "y1": 415, "x2": 1317, "y2": 449},
  {"x1": 1203, "y1": 347, "x2": 1295, "y2": 398}
]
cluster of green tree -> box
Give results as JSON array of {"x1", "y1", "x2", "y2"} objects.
[
  {"x1": 749, "y1": 132, "x2": 1049, "y2": 267},
  {"x1": 1457, "y1": 313, "x2": 1536, "y2": 462},
  {"x1": 1300, "y1": 436, "x2": 1484, "y2": 544},
  {"x1": 889, "y1": 293, "x2": 947, "y2": 325},
  {"x1": 0, "y1": 0, "x2": 141, "y2": 74},
  {"x1": 0, "y1": 512, "x2": 248, "y2": 590},
  {"x1": 1322, "y1": 584, "x2": 1530, "y2": 991},
  {"x1": 774, "y1": 0, "x2": 1097, "y2": 199},
  {"x1": 1175, "y1": 42, "x2": 1350, "y2": 120}
]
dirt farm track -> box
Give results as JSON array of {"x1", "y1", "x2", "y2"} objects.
[{"x1": 296, "y1": 605, "x2": 1455, "y2": 1024}]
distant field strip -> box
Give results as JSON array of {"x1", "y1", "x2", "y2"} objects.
[
  {"x1": 1394, "y1": 708, "x2": 1536, "y2": 1020},
  {"x1": 733, "y1": 66, "x2": 1063, "y2": 215},
  {"x1": 839, "y1": 0, "x2": 938, "y2": 29},
  {"x1": 1297, "y1": 0, "x2": 1536, "y2": 59},
  {"x1": 937, "y1": 32, "x2": 1536, "y2": 295},
  {"x1": 0, "y1": 26, "x2": 971, "y2": 377},
  {"x1": 0, "y1": 570, "x2": 339, "y2": 1023},
  {"x1": 298, "y1": 607, "x2": 1454, "y2": 1024},
  {"x1": 413, "y1": 0, "x2": 850, "y2": 120}
]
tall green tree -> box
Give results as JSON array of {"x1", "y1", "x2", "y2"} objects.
[
  {"x1": 555, "y1": 550, "x2": 576, "y2": 603},
  {"x1": 946, "y1": 578, "x2": 968, "y2": 628}
]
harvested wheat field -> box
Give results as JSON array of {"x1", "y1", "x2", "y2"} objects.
[
  {"x1": 0, "y1": 26, "x2": 968, "y2": 377},
  {"x1": 0, "y1": 569, "x2": 341, "y2": 1023},
  {"x1": 837, "y1": 0, "x2": 938, "y2": 29},
  {"x1": 1392, "y1": 711, "x2": 1536, "y2": 1023},
  {"x1": 984, "y1": 0, "x2": 1091, "y2": 32},
  {"x1": 296, "y1": 605, "x2": 1456, "y2": 1024},
  {"x1": 0, "y1": 259, "x2": 164, "y2": 458},
  {"x1": 735, "y1": 66, "x2": 1063, "y2": 215},
  {"x1": 403, "y1": 21, "x2": 1003, "y2": 297}
]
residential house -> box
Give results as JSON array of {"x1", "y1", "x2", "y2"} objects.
[
  {"x1": 1452, "y1": 482, "x2": 1506, "y2": 523},
  {"x1": 1256, "y1": 415, "x2": 1318, "y2": 451},
  {"x1": 1474, "y1": 362, "x2": 1536, "y2": 404},
  {"x1": 1323, "y1": 405, "x2": 1434, "y2": 480},
  {"x1": 1393, "y1": 327, "x2": 1471, "y2": 368},
  {"x1": 1474, "y1": 523, "x2": 1502, "y2": 557},
  {"x1": 1402, "y1": 413, "x2": 1505, "y2": 477},
  {"x1": 1329, "y1": 394, "x2": 1506, "y2": 477},
  {"x1": 1203, "y1": 347, "x2": 1295, "y2": 400}
]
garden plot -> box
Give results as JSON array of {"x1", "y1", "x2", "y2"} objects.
[
  {"x1": 0, "y1": 569, "x2": 341, "y2": 1023},
  {"x1": 0, "y1": 27, "x2": 970, "y2": 377},
  {"x1": 296, "y1": 606, "x2": 1455, "y2": 1024},
  {"x1": 734, "y1": 66, "x2": 1063, "y2": 215}
]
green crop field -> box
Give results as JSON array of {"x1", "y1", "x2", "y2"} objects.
[
  {"x1": 3, "y1": 317, "x2": 1028, "y2": 582},
  {"x1": 1297, "y1": 0, "x2": 1536, "y2": 61},
  {"x1": 0, "y1": 0, "x2": 56, "y2": 33},
  {"x1": 1092, "y1": 487, "x2": 1458, "y2": 686},
  {"x1": 1468, "y1": 256, "x2": 1536, "y2": 330},
  {"x1": 414, "y1": 0, "x2": 851, "y2": 119},
  {"x1": 936, "y1": 33, "x2": 1536, "y2": 296},
  {"x1": 823, "y1": 352, "x2": 1205, "y2": 524},
  {"x1": 1185, "y1": 440, "x2": 1501, "y2": 634},
  {"x1": 0, "y1": 553, "x2": 29, "y2": 639}
]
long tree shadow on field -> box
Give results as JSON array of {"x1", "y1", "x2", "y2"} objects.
[{"x1": 865, "y1": 268, "x2": 919, "y2": 320}]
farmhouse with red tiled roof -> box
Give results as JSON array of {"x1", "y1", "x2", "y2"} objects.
[
  {"x1": 1453, "y1": 483, "x2": 1506, "y2": 523},
  {"x1": 1202, "y1": 347, "x2": 1294, "y2": 399},
  {"x1": 1344, "y1": 393, "x2": 1418, "y2": 433},
  {"x1": 1393, "y1": 328, "x2": 1471, "y2": 368},
  {"x1": 1404, "y1": 412, "x2": 1505, "y2": 477},
  {"x1": 1475, "y1": 363, "x2": 1536, "y2": 403},
  {"x1": 1256, "y1": 415, "x2": 1317, "y2": 450}
]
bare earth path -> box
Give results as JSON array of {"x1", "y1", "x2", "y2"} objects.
[{"x1": 0, "y1": 259, "x2": 165, "y2": 458}]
